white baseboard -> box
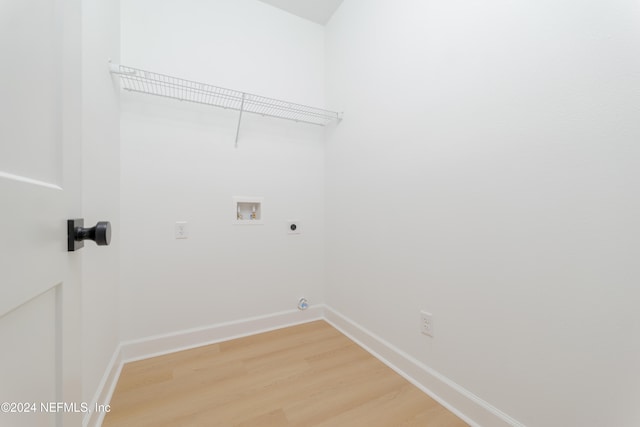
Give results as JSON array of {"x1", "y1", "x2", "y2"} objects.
[
  {"x1": 118, "y1": 306, "x2": 324, "y2": 364},
  {"x1": 324, "y1": 306, "x2": 524, "y2": 427},
  {"x1": 86, "y1": 305, "x2": 522, "y2": 427},
  {"x1": 83, "y1": 346, "x2": 123, "y2": 427}
]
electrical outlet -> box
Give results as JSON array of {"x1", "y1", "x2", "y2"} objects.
[
  {"x1": 287, "y1": 220, "x2": 301, "y2": 234},
  {"x1": 175, "y1": 221, "x2": 188, "y2": 239},
  {"x1": 420, "y1": 311, "x2": 434, "y2": 337}
]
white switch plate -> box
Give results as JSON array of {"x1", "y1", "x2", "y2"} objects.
[
  {"x1": 175, "y1": 221, "x2": 188, "y2": 239},
  {"x1": 420, "y1": 311, "x2": 434, "y2": 337}
]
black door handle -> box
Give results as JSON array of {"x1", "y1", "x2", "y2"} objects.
[{"x1": 68, "y1": 219, "x2": 111, "y2": 251}]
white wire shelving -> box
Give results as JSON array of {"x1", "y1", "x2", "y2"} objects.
[{"x1": 109, "y1": 63, "x2": 342, "y2": 146}]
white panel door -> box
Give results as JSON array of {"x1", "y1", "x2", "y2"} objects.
[{"x1": 0, "y1": 0, "x2": 82, "y2": 426}]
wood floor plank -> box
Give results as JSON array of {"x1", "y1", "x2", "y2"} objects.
[
  {"x1": 234, "y1": 409, "x2": 290, "y2": 427},
  {"x1": 103, "y1": 320, "x2": 468, "y2": 427}
]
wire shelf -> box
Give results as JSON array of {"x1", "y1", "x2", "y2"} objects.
[{"x1": 110, "y1": 63, "x2": 342, "y2": 127}]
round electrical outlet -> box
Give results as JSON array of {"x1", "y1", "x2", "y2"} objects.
[{"x1": 287, "y1": 220, "x2": 301, "y2": 234}]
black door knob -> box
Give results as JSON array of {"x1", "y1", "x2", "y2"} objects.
[{"x1": 68, "y1": 219, "x2": 112, "y2": 251}]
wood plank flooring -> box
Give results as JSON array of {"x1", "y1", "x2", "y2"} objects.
[{"x1": 102, "y1": 320, "x2": 468, "y2": 427}]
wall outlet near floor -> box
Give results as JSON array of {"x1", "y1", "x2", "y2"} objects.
[
  {"x1": 297, "y1": 297, "x2": 309, "y2": 310},
  {"x1": 420, "y1": 311, "x2": 434, "y2": 337}
]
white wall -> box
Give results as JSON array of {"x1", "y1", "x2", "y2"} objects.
[
  {"x1": 119, "y1": 0, "x2": 326, "y2": 341},
  {"x1": 325, "y1": 1, "x2": 640, "y2": 426},
  {"x1": 81, "y1": 0, "x2": 121, "y2": 407}
]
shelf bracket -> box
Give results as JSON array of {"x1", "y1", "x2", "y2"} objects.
[{"x1": 234, "y1": 93, "x2": 246, "y2": 148}]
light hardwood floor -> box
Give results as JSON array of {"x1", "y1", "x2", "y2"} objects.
[{"x1": 103, "y1": 320, "x2": 468, "y2": 427}]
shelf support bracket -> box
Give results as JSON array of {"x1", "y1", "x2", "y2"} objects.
[{"x1": 234, "y1": 93, "x2": 246, "y2": 148}]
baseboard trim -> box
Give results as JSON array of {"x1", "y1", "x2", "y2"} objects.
[
  {"x1": 119, "y1": 306, "x2": 324, "y2": 364},
  {"x1": 83, "y1": 345, "x2": 123, "y2": 427},
  {"x1": 324, "y1": 306, "x2": 524, "y2": 427}
]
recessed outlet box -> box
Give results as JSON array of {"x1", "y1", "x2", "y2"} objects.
[
  {"x1": 175, "y1": 221, "x2": 188, "y2": 239},
  {"x1": 233, "y1": 197, "x2": 263, "y2": 225},
  {"x1": 287, "y1": 220, "x2": 301, "y2": 234},
  {"x1": 420, "y1": 311, "x2": 434, "y2": 337}
]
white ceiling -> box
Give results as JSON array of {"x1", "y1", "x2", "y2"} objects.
[{"x1": 256, "y1": 0, "x2": 344, "y2": 25}]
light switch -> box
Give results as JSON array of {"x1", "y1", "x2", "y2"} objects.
[{"x1": 175, "y1": 221, "x2": 188, "y2": 239}]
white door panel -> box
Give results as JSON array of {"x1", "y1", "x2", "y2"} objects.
[
  {"x1": 0, "y1": 174, "x2": 64, "y2": 317},
  {"x1": 0, "y1": 0, "x2": 81, "y2": 426},
  {"x1": 0, "y1": 288, "x2": 57, "y2": 427},
  {"x1": 0, "y1": 0, "x2": 62, "y2": 184}
]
